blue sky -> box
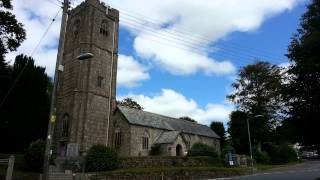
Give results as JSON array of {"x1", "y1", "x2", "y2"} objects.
[{"x1": 8, "y1": 0, "x2": 309, "y2": 125}]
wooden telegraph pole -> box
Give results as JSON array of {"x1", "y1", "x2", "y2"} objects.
[{"x1": 43, "y1": 0, "x2": 69, "y2": 179}]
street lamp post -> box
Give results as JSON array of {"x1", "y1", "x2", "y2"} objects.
[{"x1": 246, "y1": 114, "x2": 263, "y2": 173}]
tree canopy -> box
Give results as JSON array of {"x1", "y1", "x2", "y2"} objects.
[
  {"x1": 0, "y1": 54, "x2": 51, "y2": 153},
  {"x1": 227, "y1": 61, "x2": 284, "y2": 148},
  {"x1": 286, "y1": 0, "x2": 320, "y2": 151},
  {"x1": 0, "y1": 0, "x2": 26, "y2": 59},
  {"x1": 210, "y1": 121, "x2": 225, "y2": 148},
  {"x1": 117, "y1": 97, "x2": 144, "y2": 110},
  {"x1": 179, "y1": 116, "x2": 197, "y2": 123},
  {"x1": 228, "y1": 110, "x2": 250, "y2": 154}
]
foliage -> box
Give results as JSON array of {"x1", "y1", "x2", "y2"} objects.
[
  {"x1": 85, "y1": 145, "x2": 119, "y2": 172},
  {"x1": 227, "y1": 61, "x2": 284, "y2": 149},
  {"x1": 24, "y1": 139, "x2": 45, "y2": 172},
  {"x1": 228, "y1": 110, "x2": 250, "y2": 154},
  {"x1": 0, "y1": 0, "x2": 26, "y2": 59},
  {"x1": 253, "y1": 149, "x2": 270, "y2": 164},
  {"x1": 187, "y1": 143, "x2": 218, "y2": 157},
  {"x1": 221, "y1": 145, "x2": 236, "y2": 158},
  {"x1": 285, "y1": 0, "x2": 320, "y2": 152},
  {"x1": 0, "y1": 0, "x2": 27, "y2": 153},
  {"x1": 210, "y1": 121, "x2": 226, "y2": 148},
  {"x1": 179, "y1": 116, "x2": 197, "y2": 123},
  {"x1": 150, "y1": 144, "x2": 161, "y2": 156},
  {"x1": 0, "y1": 54, "x2": 51, "y2": 153},
  {"x1": 117, "y1": 98, "x2": 144, "y2": 110},
  {"x1": 263, "y1": 143, "x2": 297, "y2": 164}
]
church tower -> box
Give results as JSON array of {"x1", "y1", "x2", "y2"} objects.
[{"x1": 54, "y1": 0, "x2": 119, "y2": 156}]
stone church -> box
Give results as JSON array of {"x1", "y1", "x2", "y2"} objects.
[{"x1": 53, "y1": 0, "x2": 220, "y2": 157}]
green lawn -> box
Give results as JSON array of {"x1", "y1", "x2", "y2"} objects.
[{"x1": 94, "y1": 166, "x2": 250, "y2": 177}]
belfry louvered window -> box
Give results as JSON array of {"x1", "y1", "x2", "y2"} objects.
[{"x1": 100, "y1": 20, "x2": 108, "y2": 36}]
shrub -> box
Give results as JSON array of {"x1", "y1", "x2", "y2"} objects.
[
  {"x1": 187, "y1": 143, "x2": 218, "y2": 157},
  {"x1": 24, "y1": 139, "x2": 45, "y2": 172},
  {"x1": 253, "y1": 150, "x2": 270, "y2": 164},
  {"x1": 150, "y1": 144, "x2": 161, "y2": 156},
  {"x1": 221, "y1": 145, "x2": 235, "y2": 158},
  {"x1": 265, "y1": 143, "x2": 297, "y2": 164},
  {"x1": 85, "y1": 145, "x2": 119, "y2": 172}
]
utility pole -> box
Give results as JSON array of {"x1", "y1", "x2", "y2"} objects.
[
  {"x1": 246, "y1": 117, "x2": 254, "y2": 173},
  {"x1": 43, "y1": 0, "x2": 69, "y2": 179}
]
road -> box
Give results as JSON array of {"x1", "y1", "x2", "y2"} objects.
[{"x1": 217, "y1": 160, "x2": 320, "y2": 180}]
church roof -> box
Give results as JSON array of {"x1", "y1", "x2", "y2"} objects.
[
  {"x1": 155, "y1": 131, "x2": 181, "y2": 144},
  {"x1": 118, "y1": 106, "x2": 220, "y2": 139}
]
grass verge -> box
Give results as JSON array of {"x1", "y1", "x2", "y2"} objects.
[{"x1": 92, "y1": 166, "x2": 249, "y2": 178}]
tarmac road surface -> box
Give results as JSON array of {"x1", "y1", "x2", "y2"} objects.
[{"x1": 215, "y1": 160, "x2": 320, "y2": 180}]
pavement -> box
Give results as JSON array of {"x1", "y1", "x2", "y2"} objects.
[{"x1": 215, "y1": 160, "x2": 320, "y2": 180}]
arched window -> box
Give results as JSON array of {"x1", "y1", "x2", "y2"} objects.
[
  {"x1": 61, "y1": 113, "x2": 69, "y2": 137},
  {"x1": 100, "y1": 20, "x2": 108, "y2": 36},
  {"x1": 73, "y1": 19, "x2": 80, "y2": 37},
  {"x1": 142, "y1": 131, "x2": 149, "y2": 150},
  {"x1": 114, "y1": 128, "x2": 121, "y2": 147}
]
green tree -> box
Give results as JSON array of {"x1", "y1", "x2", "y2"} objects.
[
  {"x1": 210, "y1": 121, "x2": 225, "y2": 148},
  {"x1": 0, "y1": 0, "x2": 26, "y2": 59},
  {"x1": 179, "y1": 116, "x2": 197, "y2": 123},
  {"x1": 286, "y1": 0, "x2": 320, "y2": 152},
  {"x1": 117, "y1": 97, "x2": 144, "y2": 110},
  {"x1": 227, "y1": 61, "x2": 283, "y2": 149},
  {"x1": 228, "y1": 110, "x2": 250, "y2": 154},
  {"x1": 0, "y1": 54, "x2": 51, "y2": 153},
  {"x1": 24, "y1": 139, "x2": 46, "y2": 172}
]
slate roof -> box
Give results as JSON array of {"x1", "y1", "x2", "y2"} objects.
[
  {"x1": 155, "y1": 131, "x2": 180, "y2": 144},
  {"x1": 118, "y1": 106, "x2": 220, "y2": 139}
]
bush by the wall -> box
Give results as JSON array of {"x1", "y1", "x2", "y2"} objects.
[
  {"x1": 253, "y1": 150, "x2": 270, "y2": 164},
  {"x1": 150, "y1": 144, "x2": 161, "y2": 156},
  {"x1": 24, "y1": 139, "x2": 45, "y2": 172},
  {"x1": 187, "y1": 143, "x2": 218, "y2": 157},
  {"x1": 85, "y1": 145, "x2": 119, "y2": 172},
  {"x1": 264, "y1": 143, "x2": 297, "y2": 164},
  {"x1": 221, "y1": 145, "x2": 235, "y2": 158}
]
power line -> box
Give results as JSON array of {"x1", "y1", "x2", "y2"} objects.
[
  {"x1": 120, "y1": 19, "x2": 264, "y2": 66},
  {"x1": 106, "y1": 2, "x2": 287, "y2": 63},
  {"x1": 119, "y1": 13, "x2": 286, "y2": 64},
  {"x1": 46, "y1": 0, "x2": 62, "y2": 7},
  {"x1": 120, "y1": 18, "x2": 282, "y2": 65},
  {"x1": 119, "y1": 5, "x2": 286, "y2": 61},
  {"x1": 0, "y1": 9, "x2": 62, "y2": 109}
]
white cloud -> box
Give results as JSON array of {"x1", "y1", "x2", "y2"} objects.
[
  {"x1": 6, "y1": 0, "x2": 150, "y2": 87},
  {"x1": 105, "y1": 0, "x2": 304, "y2": 76},
  {"x1": 118, "y1": 89, "x2": 233, "y2": 125},
  {"x1": 6, "y1": 0, "x2": 304, "y2": 85},
  {"x1": 6, "y1": 0, "x2": 62, "y2": 76},
  {"x1": 117, "y1": 54, "x2": 150, "y2": 87}
]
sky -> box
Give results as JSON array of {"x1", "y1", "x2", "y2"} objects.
[{"x1": 6, "y1": 0, "x2": 309, "y2": 126}]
